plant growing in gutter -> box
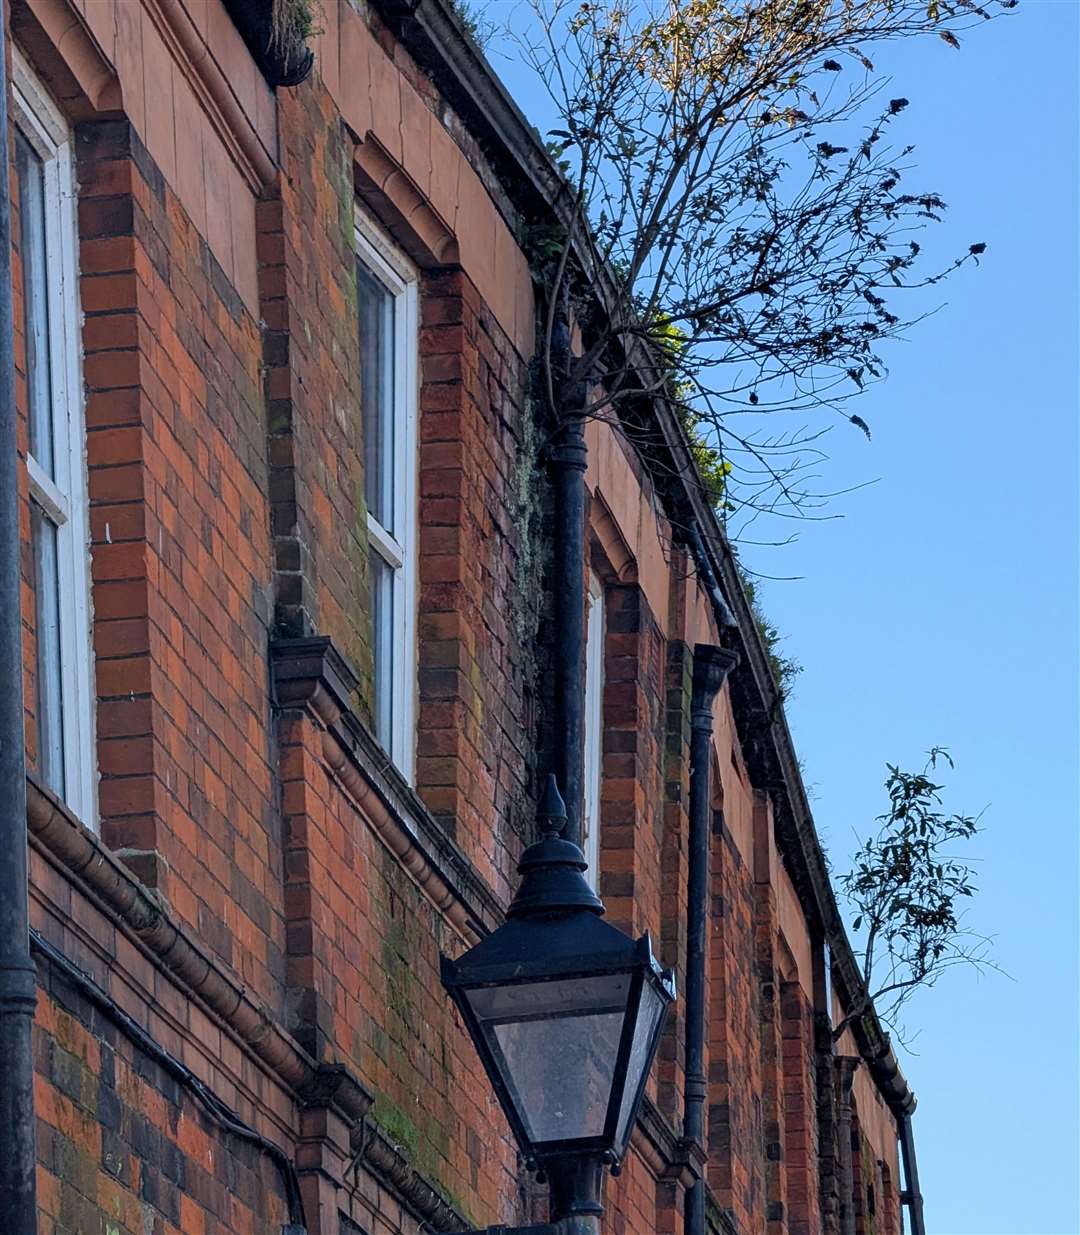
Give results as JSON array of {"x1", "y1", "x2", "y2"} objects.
[
  {"x1": 735, "y1": 568, "x2": 802, "y2": 699},
  {"x1": 835, "y1": 747, "x2": 997, "y2": 1042},
  {"x1": 448, "y1": 0, "x2": 497, "y2": 48},
  {"x1": 270, "y1": 0, "x2": 323, "y2": 67},
  {"x1": 513, "y1": 0, "x2": 1010, "y2": 539}
]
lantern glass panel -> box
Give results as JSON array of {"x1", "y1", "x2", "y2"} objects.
[
  {"x1": 614, "y1": 978, "x2": 666, "y2": 1151},
  {"x1": 466, "y1": 973, "x2": 631, "y2": 1144}
]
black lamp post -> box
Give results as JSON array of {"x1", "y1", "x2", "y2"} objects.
[{"x1": 441, "y1": 776, "x2": 675, "y2": 1225}]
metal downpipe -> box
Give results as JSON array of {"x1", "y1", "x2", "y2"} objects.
[
  {"x1": 548, "y1": 409, "x2": 587, "y2": 849},
  {"x1": 899, "y1": 1111, "x2": 926, "y2": 1235},
  {"x1": 835, "y1": 1057, "x2": 859, "y2": 1235},
  {"x1": 0, "y1": 8, "x2": 40, "y2": 1225},
  {"x1": 684, "y1": 645, "x2": 737, "y2": 1235}
]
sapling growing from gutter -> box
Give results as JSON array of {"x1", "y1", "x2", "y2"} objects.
[
  {"x1": 513, "y1": 0, "x2": 1011, "y2": 540},
  {"x1": 835, "y1": 747, "x2": 998, "y2": 1043}
]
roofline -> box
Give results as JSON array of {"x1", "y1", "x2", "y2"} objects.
[{"x1": 369, "y1": 0, "x2": 916, "y2": 1122}]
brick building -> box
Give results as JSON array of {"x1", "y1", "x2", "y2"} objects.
[{"x1": 5, "y1": 2, "x2": 923, "y2": 1234}]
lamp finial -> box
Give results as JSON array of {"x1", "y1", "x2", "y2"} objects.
[{"x1": 538, "y1": 773, "x2": 566, "y2": 839}]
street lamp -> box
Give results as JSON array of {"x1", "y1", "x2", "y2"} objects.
[{"x1": 441, "y1": 776, "x2": 676, "y2": 1223}]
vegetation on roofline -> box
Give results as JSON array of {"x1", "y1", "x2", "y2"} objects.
[
  {"x1": 735, "y1": 567, "x2": 802, "y2": 701},
  {"x1": 836, "y1": 748, "x2": 998, "y2": 1044},
  {"x1": 270, "y1": 0, "x2": 323, "y2": 62},
  {"x1": 448, "y1": 0, "x2": 496, "y2": 48},
  {"x1": 652, "y1": 316, "x2": 803, "y2": 701},
  {"x1": 510, "y1": 0, "x2": 1010, "y2": 539}
]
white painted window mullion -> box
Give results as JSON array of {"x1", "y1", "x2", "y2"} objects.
[
  {"x1": 367, "y1": 514, "x2": 405, "y2": 572},
  {"x1": 27, "y1": 456, "x2": 70, "y2": 526}
]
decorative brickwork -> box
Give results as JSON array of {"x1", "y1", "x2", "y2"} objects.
[{"x1": 11, "y1": 3, "x2": 908, "y2": 1235}]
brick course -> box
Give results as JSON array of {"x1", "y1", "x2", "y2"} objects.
[{"x1": 12, "y1": 4, "x2": 904, "y2": 1235}]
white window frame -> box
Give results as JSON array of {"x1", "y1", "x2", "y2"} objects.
[
  {"x1": 12, "y1": 49, "x2": 96, "y2": 826},
  {"x1": 582, "y1": 571, "x2": 605, "y2": 887},
  {"x1": 355, "y1": 210, "x2": 418, "y2": 782}
]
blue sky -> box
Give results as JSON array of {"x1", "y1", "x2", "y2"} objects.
[
  {"x1": 492, "y1": 4, "x2": 1078, "y2": 1231},
  {"x1": 754, "y1": 8, "x2": 1079, "y2": 1232}
]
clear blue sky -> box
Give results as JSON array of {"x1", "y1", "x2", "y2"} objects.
[
  {"x1": 755, "y1": 9, "x2": 1079, "y2": 1233},
  {"x1": 492, "y1": 4, "x2": 1078, "y2": 1232}
]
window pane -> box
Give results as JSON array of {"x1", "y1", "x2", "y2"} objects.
[
  {"x1": 358, "y1": 260, "x2": 396, "y2": 532},
  {"x1": 16, "y1": 132, "x2": 55, "y2": 478},
  {"x1": 369, "y1": 545, "x2": 395, "y2": 749},
  {"x1": 583, "y1": 576, "x2": 605, "y2": 887},
  {"x1": 31, "y1": 501, "x2": 64, "y2": 797}
]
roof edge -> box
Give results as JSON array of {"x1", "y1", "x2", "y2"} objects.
[{"x1": 368, "y1": 0, "x2": 915, "y2": 1123}]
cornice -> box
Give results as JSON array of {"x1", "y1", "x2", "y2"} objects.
[
  {"x1": 630, "y1": 1095, "x2": 703, "y2": 1189},
  {"x1": 352, "y1": 1120, "x2": 469, "y2": 1232}
]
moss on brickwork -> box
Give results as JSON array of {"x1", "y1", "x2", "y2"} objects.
[{"x1": 372, "y1": 1093, "x2": 421, "y2": 1158}]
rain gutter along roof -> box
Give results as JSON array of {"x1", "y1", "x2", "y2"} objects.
[{"x1": 370, "y1": 0, "x2": 915, "y2": 1121}]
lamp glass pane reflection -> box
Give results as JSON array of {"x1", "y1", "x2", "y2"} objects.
[
  {"x1": 467, "y1": 975, "x2": 631, "y2": 1144},
  {"x1": 614, "y1": 978, "x2": 665, "y2": 1152}
]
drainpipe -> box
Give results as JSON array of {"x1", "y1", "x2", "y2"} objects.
[
  {"x1": 548, "y1": 307, "x2": 588, "y2": 848},
  {"x1": 835, "y1": 1057, "x2": 859, "y2": 1235},
  {"x1": 0, "y1": 9, "x2": 39, "y2": 1228},
  {"x1": 898, "y1": 1111, "x2": 926, "y2": 1235},
  {"x1": 684, "y1": 644, "x2": 737, "y2": 1235}
]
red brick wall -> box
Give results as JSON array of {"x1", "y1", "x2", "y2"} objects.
[
  {"x1": 13, "y1": 6, "x2": 906, "y2": 1235},
  {"x1": 32, "y1": 979, "x2": 290, "y2": 1235},
  {"x1": 658, "y1": 637, "x2": 693, "y2": 1125},
  {"x1": 415, "y1": 267, "x2": 538, "y2": 901},
  {"x1": 756, "y1": 882, "x2": 790, "y2": 1235},
  {"x1": 782, "y1": 980, "x2": 823, "y2": 1235},
  {"x1": 708, "y1": 814, "x2": 766, "y2": 1229},
  {"x1": 73, "y1": 118, "x2": 285, "y2": 1013},
  {"x1": 258, "y1": 82, "x2": 371, "y2": 681},
  {"x1": 276, "y1": 705, "x2": 521, "y2": 1223},
  {"x1": 600, "y1": 583, "x2": 667, "y2": 942}
]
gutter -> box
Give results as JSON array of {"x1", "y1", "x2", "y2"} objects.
[{"x1": 370, "y1": 0, "x2": 919, "y2": 1135}]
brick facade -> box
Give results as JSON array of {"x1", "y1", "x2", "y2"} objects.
[{"x1": 9, "y1": 2, "x2": 910, "y2": 1235}]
